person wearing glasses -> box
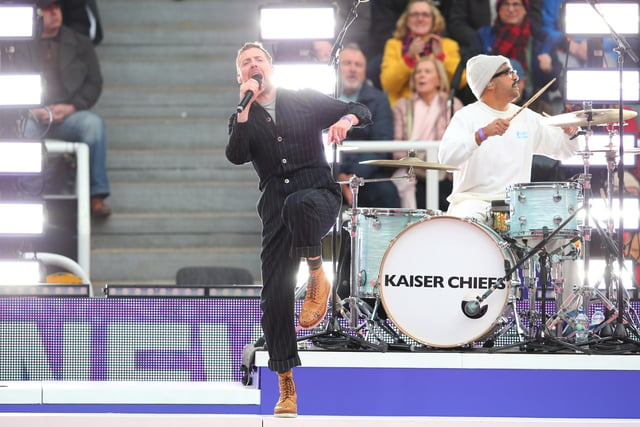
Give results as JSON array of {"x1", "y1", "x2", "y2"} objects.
[
  {"x1": 438, "y1": 54, "x2": 579, "y2": 223},
  {"x1": 380, "y1": 0, "x2": 466, "y2": 107}
]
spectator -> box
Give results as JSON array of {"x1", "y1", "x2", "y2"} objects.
[
  {"x1": 392, "y1": 56, "x2": 463, "y2": 210},
  {"x1": 380, "y1": 0, "x2": 466, "y2": 107},
  {"x1": 367, "y1": 0, "x2": 409, "y2": 88},
  {"x1": 26, "y1": 0, "x2": 111, "y2": 217},
  {"x1": 337, "y1": 43, "x2": 400, "y2": 208},
  {"x1": 477, "y1": 0, "x2": 560, "y2": 111},
  {"x1": 447, "y1": 0, "x2": 494, "y2": 58}
]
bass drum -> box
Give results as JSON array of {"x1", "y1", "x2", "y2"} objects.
[{"x1": 379, "y1": 216, "x2": 517, "y2": 348}]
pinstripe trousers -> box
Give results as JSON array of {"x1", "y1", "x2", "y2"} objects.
[{"x1": 259, "y1": 187, "x2": 341, "y2": 373}]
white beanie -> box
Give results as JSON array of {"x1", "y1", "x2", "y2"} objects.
[{"x1": 466, "y1": 54, "x2": 511, "y2": 100}]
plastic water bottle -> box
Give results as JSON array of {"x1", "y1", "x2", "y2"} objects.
[
  {"x1": 590, "y1": 308, "x2": 605, "y2": 330},
  {"x1": 575, "y1": 309, "x2": 589, "y2": 344}
]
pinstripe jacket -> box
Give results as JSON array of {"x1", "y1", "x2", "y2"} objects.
[{"x1": 226, "y1": 88, "x2": 372, "y2": 214}]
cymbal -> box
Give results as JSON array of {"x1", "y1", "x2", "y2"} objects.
[
  {"x1": 543, "y1": 108, "x2": 638, "y2": 127},
  {"x1": 360, "y1": 156, "x2": 458, "y2": 171}
]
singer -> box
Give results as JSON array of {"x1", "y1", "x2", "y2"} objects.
[
  {"x1": 438, "y1": 54, "x2": 579, "y2": 224},
  {"x1": 225, "y1": 41, "x2": 371, "y2": 418}
]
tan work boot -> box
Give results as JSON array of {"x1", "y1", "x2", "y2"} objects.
[
  {"x1": 298, "y1": 265, "x2": 330, "y2": 329},
  {"x1": 274, "y1": 370, "x2": 297, "y2": 418}
]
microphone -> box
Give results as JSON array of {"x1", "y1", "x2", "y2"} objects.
[
  {"x1": 461, "y1": 293, "x2": 488, "y2": 319},
  {"x1": 236, "y1": 76, "x2": 262, "y2": 113}
]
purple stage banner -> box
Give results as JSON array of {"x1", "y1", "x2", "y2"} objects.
[{"x1": 0, "y1": 298, "x2": 264, "y2": 382}]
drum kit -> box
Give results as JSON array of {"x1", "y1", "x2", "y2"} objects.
[{"x1": 318, "y1": 106, "x2": 640, "y2": 354}]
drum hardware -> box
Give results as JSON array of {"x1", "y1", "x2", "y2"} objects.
[
  {"x1": 542, "y1": 108, "x2": 638, "y2": 128},
  {"x1": 490, "y1": 236, "x2": 591, "y2": 354},
  {"x1": 575, "y1": 118, "x2": 640, "y2": 349},
  {"x1": 359, "y1": 150, "x2": 459, "y2": 172},
  {"x1": 462, "y1": 207, "x2": 582, "y2": 320},
  {"x1": 546, "y1": 282, "x2": 619, "y2": 338}
]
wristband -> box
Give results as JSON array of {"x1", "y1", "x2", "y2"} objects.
[
  {"x1": 341, "y1": 115, "x2": 354, "y2": 125},
  {"x1": 478, "y1": 127, "x2": 487, "y2": 142}
]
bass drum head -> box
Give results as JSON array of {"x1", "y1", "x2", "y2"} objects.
[{"x1": 379, "y1": 216, "x2": 513, "y2": 348}]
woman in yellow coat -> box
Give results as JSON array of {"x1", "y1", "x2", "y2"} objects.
[{"x1": 381, "y1": 0, "x2": 466, "y2": 107}]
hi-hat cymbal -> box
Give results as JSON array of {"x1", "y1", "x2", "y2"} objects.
[
  {"x1": 360, "y1": 156, "x2": 458, "y2": 170},
  {"x1": 543, "y1": 108, "x2": 638, "y2": 127}
]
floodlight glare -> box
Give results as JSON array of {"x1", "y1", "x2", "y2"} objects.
[
  {"x1": 588, "y1": 258, "x2": 635, "y2": 290},
  {"x1": 0, "y1": 5, "x2": 35, "y2": 39},
  {"x1": 0, "y1": 141, "x2": 43, "y2": 174},
  {"x1": 562, "y1": 134, "x2": 638, "y2": 167},
  {"x1": 587, "y1": 197, "x2": 640, "y2": 230},
  {"x1": 272, "y1": 62, "x2": 336, "y2": 94},
  {"x1": 260, "y1": 5, "x2": 335, "y2": 40},
  {"x1": 564, "y1": 1, "x2": 639, "y2": 35},
  {"x1": 0, "y1": 202, "x2": 45, "y2": 235},
  {"x1": 565, "y1": 69, "x2": 640, "y2": 103},
  {"x1": 0, "y1": 260, "x2": 41, "y2": 285},
  {"x1": 0, "y1": 74, "x2": 42, "y2": 107}
]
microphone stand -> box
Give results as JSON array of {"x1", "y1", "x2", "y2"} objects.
[
  {"x1": 586, "y1": 0, "x2": 640, "y2": 350},
  {"x1": 300, "y1": 0, "x2": 386, "y2": 352}
]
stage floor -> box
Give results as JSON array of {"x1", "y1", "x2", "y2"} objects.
[{"x1": 2, "y1": 350, "x2": 639, "y2": 424}]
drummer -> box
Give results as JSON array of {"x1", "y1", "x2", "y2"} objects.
[{"x1": 438, "y1": 54, "x2": 580, "y2": 224}]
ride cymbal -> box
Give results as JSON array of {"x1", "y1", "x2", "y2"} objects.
[
  {"x1": 360, "y1": 156, "x2": 458, "y2": 171},
  {"x1": 543, "y1": 108, "x2": 638, "y2": 127}
]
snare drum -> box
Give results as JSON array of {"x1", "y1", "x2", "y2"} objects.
[
  {"x1": 351, "y1": 208, "x2": 438, "y2": 297},
  {"x1": 379, "y1": 216, "x2": 517, "y2": 348},
  {"x1": 507, "y1": 182, "x2": 582, "y2": 240}
]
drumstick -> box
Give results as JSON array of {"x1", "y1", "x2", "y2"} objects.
[{"x1": 509, "y1": 77, "x2": 556, "y2": 121}]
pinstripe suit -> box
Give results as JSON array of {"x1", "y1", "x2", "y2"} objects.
[{"x1": 226, "y1": 88, "x2": 372, "y2": 373}]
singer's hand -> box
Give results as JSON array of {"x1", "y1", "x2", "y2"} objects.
[
  {"x1": 237, "y1": 78, "x2": 263, "y2": 121},
  {"x1": 326, "y1": 116, "x2": 354, "y2": 145}
]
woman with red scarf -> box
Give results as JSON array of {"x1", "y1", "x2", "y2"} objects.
[
  {"x1": 380, "y1": 0, "x2": 466, "y2": 107},
  {"x1": 477, "y1": 0, "x2": 561, "y2": 109}
]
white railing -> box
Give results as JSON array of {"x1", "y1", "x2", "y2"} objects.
[{"x1": 44, "y1": 140, "x2": 91, "y2": 277}]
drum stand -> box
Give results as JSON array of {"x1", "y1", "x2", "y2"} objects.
[
  {"x1": 466, "y1": 208, "x2": 590, "y2": 353},
  {"x1": 579, "y1": 127, "x2": 640, "y2": 351},
  {"x1": 338, "y1": 173, "x2": 418, "y2": 349}
]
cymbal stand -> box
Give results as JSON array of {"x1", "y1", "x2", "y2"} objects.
[
  {"x1": 340, "y1": 173, "x2": 416, "y2": 348},
  {"x1": 588, "y1": 0, "x2": 640, "y2": 348},
  {"x1": 484, "y1": 209, "x2": 590, "y2": 353}
]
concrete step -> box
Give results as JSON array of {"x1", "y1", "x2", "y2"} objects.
[
  {"x1": 91, "y1": 212, "x2": 261, "y2": 249},
  {"x1": 99, "y1": 0, "x2": 260, "y2": 28},
  {"x1": 99, "y1": 56, "x2": 236, "y2": 88},
  {"x1": 105, "y1": 181, "x2": 260, "y2": 214},
  {"x1": 90, "y1": 247, "x2": 261, "y2": 285},
  {"x1": 95, "y1": 87, "x2": 237, "y2": 119},
  {"x1": 104, "y1": 117, "x2": 228, "y2": 150},
  {"x1": 107, "y1": 149, "x2": 257, "y2": 183}
]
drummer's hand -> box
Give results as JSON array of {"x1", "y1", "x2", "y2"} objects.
[
  {"x1": 562, "y1": 126, "x2": 579, "y2": 137},
  {"x1": 327, "y1": 114, "x2": 358, "y2": 145},
  {"x1": 485, "y1": 118, "x2": 511, "y2": 137}
]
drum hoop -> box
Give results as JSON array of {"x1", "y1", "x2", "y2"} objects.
[
  {"x1": 378, "y1": 215, "x2": 516, "y2": 347},
  {"x1": 351, "y1": 207, "x2": 439, "y2": 217},
  {"x1": 507, "y1": 181, "x2": 583, "y2": 192}
]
